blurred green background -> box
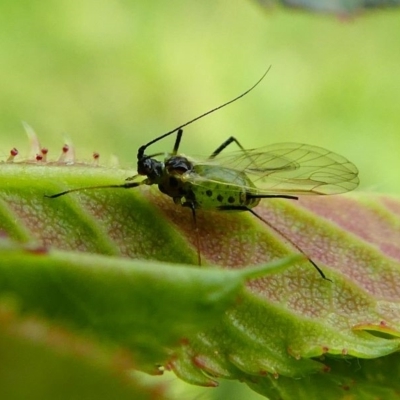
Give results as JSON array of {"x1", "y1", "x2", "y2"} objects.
[{"x1": 0, "y1": 1, "x2": 399, "y2": 399}]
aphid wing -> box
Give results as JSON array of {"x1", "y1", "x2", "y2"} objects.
[{"x1": 209, "y1": 143, "x2": 359, "y2": 195}]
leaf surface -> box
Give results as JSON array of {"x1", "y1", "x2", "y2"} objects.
[{"x1": 1, "y1": 161, "x2": 400, "y2": 399}]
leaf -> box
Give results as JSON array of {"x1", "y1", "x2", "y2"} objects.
[
  {"x1": 0, "y1": 233, "x2": 292, "y2": 368},
  {"x1": 1, "y1": 159, "x2": 400, "y2": 399},
  {"x1": 253, "y1": 0, "x2": 400, "y2": 15},
  {"x1": 0, "y1": 302, "x2": 167, "y2": 400},
  {"x1": 247, "y1": 353, "x2": 400, "y2": 399}
]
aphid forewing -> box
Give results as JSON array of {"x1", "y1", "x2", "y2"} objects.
[{"x1": 191, "y1": 143, "x2": 359, "y2": 195}]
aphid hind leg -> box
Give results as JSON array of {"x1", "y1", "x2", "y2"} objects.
[
  {"x1": 218, "y1": 204, "x2": 331, "y2": 281},
  {"x1": 248, "y1": 207, "x2": 331, "y2": 281}
]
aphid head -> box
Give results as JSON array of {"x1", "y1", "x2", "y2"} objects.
[{"x1": 137, "y1": 155, "x2": 164, "y2": 180}]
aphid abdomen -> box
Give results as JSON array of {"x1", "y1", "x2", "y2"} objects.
[{"x1": 188, "y1": 165, "x2": 260, "y2": 210}]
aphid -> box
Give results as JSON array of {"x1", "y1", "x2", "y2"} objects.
[{"x1": 46, "y1": 69, "x2": 359, "y2": 279}]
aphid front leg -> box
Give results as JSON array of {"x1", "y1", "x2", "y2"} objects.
[
  {"x1": 45, "y1": 180, "x2": 143, "y2": 199},
  {"x1": 125, "y1": 174, "x2": 140, "y2": 182}
]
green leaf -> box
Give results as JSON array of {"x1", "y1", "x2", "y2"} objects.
[
  {"x1": 0, "y1": 236, "x2": 289, "y2": 370},
  {"x1": 0, "y1": 302, "x2": 167, "y2": 400},
  {"x1": 1, "y1": 160, "x2": 400, "y2": 399}
]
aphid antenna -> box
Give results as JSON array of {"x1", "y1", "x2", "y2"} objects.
[
  {"x1": 137, "y1": 66, "x2": 272, "y2": 160},
  {"x1": 46, "y1": 67, "x2": 271, "y2": 199}
]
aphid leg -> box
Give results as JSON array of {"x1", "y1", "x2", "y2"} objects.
[
  {"x1": 45, "y1": 181, "x2": 142, "y2": 199},
  {"x1": 248, "y1": 207, "x2": 331, "y2": 282},
  {"x1": 248, "y1": 194, "x2": 298, "y2": 201},
  {"x1": 208, "y1": 136, "x2": 261, "y2": 169},
  {"x1": 208, "y1": 136, "x2": 246, "y2": 159},
  {"x1": 186, "y1": 202, "x2": 202, "y2": 266},
  {"x1": 172, "y1": 129, "x2": 183, "y2": 155},
  {"x1": 218, "y1": 204, "x2": 331, "y2": 282},
  {"x1": 125, "y1": 174, "x2": 140, "y2": 181}
]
